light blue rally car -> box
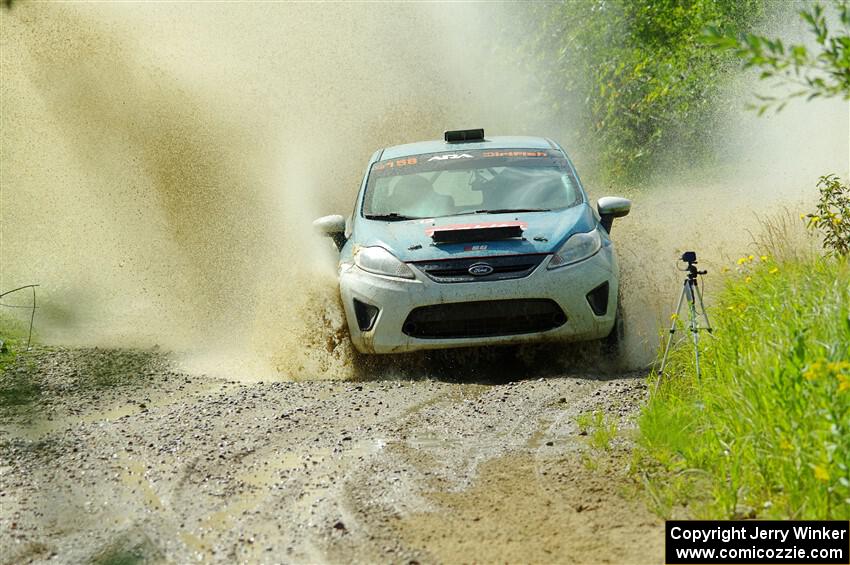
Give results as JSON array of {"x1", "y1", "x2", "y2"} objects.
[{"x1": 314, "y1": 129, "x2": 631, "y2": 354}]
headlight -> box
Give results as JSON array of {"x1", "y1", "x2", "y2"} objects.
[
  {"x1": 354, "y1": 246, "x2": 415, "y2": 279},
  {"x1": 547, "y1": 229, "x2": 602, "y2": 269}
]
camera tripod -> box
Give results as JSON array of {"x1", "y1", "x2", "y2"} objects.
[{"x1": 654, "y1": 254, "x2": 712, "y2": 394}]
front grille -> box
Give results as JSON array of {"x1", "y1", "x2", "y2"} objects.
[
  {"x1": 411, "y1": 254, "x2": 547, "y2": 283},
  {"x1": 402, "y1": 299, "x2": 566, "y2": 339}
]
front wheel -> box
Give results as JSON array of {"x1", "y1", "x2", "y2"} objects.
[{"x1": 602, "y1": 300, "x2": 625, "y2": 357}]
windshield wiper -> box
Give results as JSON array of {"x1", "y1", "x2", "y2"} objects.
[
  {"x1": 475, "y1": 208, "x2": 551, "y2": 214},
  {"x1": 364, "y1": 213, "x2": 422, "y2": 221},
  {"x1": 445, "y1": 208, "x2": 552, "y2": 218}
]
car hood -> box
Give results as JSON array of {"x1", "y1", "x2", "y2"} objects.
[{"x1": 351, "y1": 204, "x2": 597, "y2": 262}]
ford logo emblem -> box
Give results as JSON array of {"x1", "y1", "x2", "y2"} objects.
[{"x1": 468, "y1": 263, "x2": 494, "y2": 276}]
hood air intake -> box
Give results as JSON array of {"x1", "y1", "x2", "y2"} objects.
[{"x1": 430, "y1": 224, "x2": 524, "y2": 244}]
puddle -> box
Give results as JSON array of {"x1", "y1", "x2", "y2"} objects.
[
  {"x1": 525, "y1": 418, "x2": 553, "y2": 449},
  {"x1": 240, "y1": 450, "x2": 304, "y2": 488},
  {"x1": 119, "y1": 453, "x2": 164, "y2": 511},
  {"x1": 1, "y1": 419, "x2": 57, "y2": 442},
  {"x1": 404, "y1": 433, "x2": 463, "y2": 450}
]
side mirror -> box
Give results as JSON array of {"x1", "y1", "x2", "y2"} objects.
[
  {"x1": 597, "y1": 197, "x2": 631, "y2": 234},
  {"x1": 313, "y1": 214, "x2": 347, "y2": 250}
]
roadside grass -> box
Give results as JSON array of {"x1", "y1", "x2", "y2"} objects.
[
  {"x1": 577, "y1": 410, "x2": 618, "y2": 452},
  {"x1": 636, "y1": 256, "x2": 850, "y2": 519},
  {"x1": 0, "y1": 312, "x2": 32, "y2": 371},
  {"x1": 0, "y1": 313, "x2": 41, "y2": 411}
]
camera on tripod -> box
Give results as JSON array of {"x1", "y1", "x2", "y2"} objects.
[
  {"x1": 656, "y1": 249, "x2": 713, "y2": 391},
  {"x1": 680, "y1": 251, "x2": 707, "y2": 278}
]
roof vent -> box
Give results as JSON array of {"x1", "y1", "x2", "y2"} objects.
[{"x1": 444, "y1": 129, "x2": 485, "y2": 143}]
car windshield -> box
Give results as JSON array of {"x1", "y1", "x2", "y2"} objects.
[{"x1": 362, "y1": 149, "x2": 582, "y2": 220}]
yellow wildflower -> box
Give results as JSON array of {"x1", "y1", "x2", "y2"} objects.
[
  {"x1": 760, "y1": 255, "x2": 768, "y2": 262},
  {"x1": 745, "y1": 276, "x2": 753, "y2": 283},
  {"x1": 670, "y1": 313, "x2": 679, "y2": 321},
  {"x1": 780, "y1": 439, "x2": 792, "y2": 451},
  {"x1": 769, "y1": 267, "x2": 779, "y2": 274},
  {"x1": 799, "y1": 213, "x2": 806, "y2": 220},
  {"x1": 748, "y1": 255, "x2": 755, "y2": 262},
  {"x1": 803, "y1": 361, "x2": 823, "y2": 381},
  {"x1": 737, "y1": 257, "x2": 747, "y2": 265},
  {"x1": 814, "y1": 465, "x2": 830, "y2": 482}
]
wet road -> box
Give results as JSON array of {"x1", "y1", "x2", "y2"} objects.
[{"x1": 1, "y1": 348, "x2": 663, "y2": 564}]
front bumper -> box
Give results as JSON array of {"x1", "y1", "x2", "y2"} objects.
[{"x1": 339, "y1": 247, "x2": 619, "y2": 354}]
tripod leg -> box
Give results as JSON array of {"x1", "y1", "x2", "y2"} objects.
[
  {"x1": 689, "y1": 295, "x2": 702, "y2": 382},
  {"x1": 655, "y1": 284, "x2": 686, "y2": 396},
  {"x1": 695, "y1": 282, "x2": 713, "y2": 333}
]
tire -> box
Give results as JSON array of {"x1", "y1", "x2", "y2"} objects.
[{"x1": 602, "y1": 300, "x2": 625, "y2": 357}]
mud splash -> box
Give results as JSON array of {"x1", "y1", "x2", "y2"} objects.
[
  {"x1": 1, "y1": 4, "x2": 847, "y2": 379},
  {"x1": 0, "y1": 3, "x2": 542, "y2": 379}
]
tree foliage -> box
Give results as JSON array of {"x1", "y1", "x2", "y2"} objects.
[
  {"x1": 704, "y1": 1, "x2": 850, "y2": 114},
  {"x1": 522, "y1": 0, "x2": 766, "y2": 184}
]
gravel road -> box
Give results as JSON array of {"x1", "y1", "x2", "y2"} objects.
[{"x1": 1, "y1": 347, "x2": 663, "y2": 564}]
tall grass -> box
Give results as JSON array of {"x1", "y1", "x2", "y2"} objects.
[
  {"x1": 637, "y1": 256, "x2": 850, "y2": 519},
  {"x1": 0, "y1": 312, "x2": 32, "y2": 372},
  {"x1": 0, "y1": 313, "x2": 41, "y2": 412}
]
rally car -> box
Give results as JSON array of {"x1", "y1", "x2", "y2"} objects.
[{"x1": 314, "y1": 129, "x2": 631, "y2": 354}]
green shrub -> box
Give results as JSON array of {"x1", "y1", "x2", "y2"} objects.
[
  {"x1": 804, "y1": 174, "x2": 850, "y2": 256},
  {"x1": 638, "y1": 256, "x2": 850, "y2": 519}
]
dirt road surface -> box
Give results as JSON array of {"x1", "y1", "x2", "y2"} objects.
[{"x1": 1, "y1": 348, "x2": 663, "y2": 564}]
